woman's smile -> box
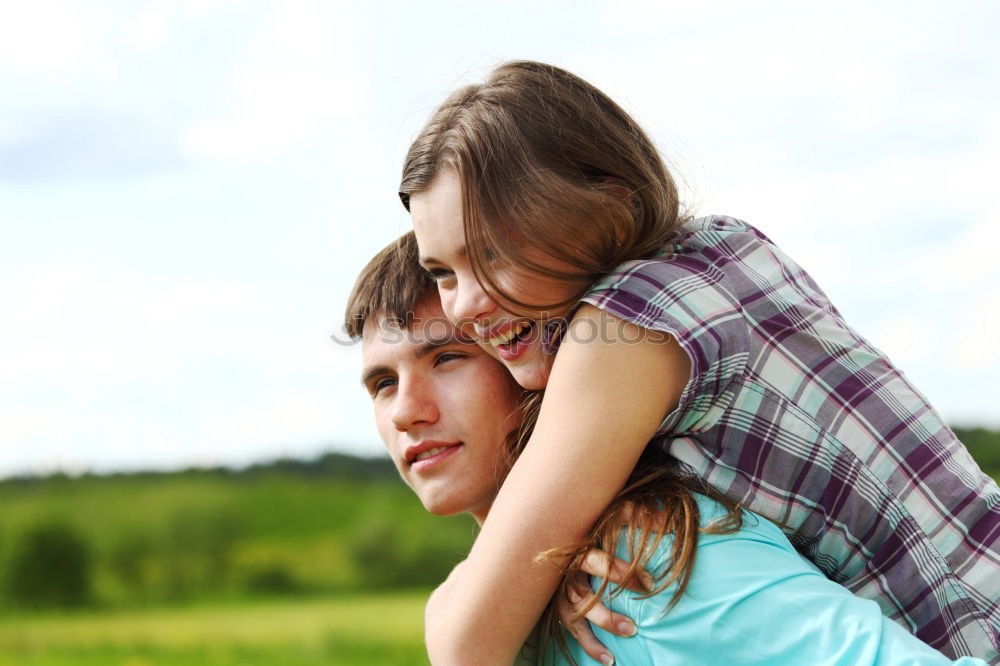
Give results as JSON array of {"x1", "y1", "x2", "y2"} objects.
[{"x1": 410, "y1": 169, "x2": 573, "y2": 389}]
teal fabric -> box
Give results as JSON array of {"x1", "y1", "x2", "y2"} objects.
[{"x1": 547, "y1": 494, "x2": 988, "y2": 665}]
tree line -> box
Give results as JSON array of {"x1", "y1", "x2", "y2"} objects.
[{"x1": 1, "y1": 429, "x2": 996, "y2": 611}]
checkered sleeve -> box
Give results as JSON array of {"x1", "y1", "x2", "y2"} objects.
[
  {"x1": 578, "y1": 216, "x2": 1000, "y2": 661},
  {"x1": 580, "y1": 249, "x2": 751, "y2": 435}
]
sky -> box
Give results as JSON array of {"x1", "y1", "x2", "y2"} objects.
[{"x1": 1, "y1": 1, "x2": 998, "y2": 477}]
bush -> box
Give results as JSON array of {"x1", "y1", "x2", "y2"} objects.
[
  {"x1": 2, "y1": 520, "x2": 92, "y2": 608},
  {"x1": 350, "y1": 518, "x2": 472, "y2": 588},
  {"x1": 954, "y1": 426, "x2": 1000, "y2": 477},
  {"x1": 243, "y1": 563, "x2": 299, "y2": 595},
  {"x1": 109, "y1": 530, "x2": 154, "y2": 599},
  {"x1": 159, "y1": 505, "x2": 245, "y2": 598}
]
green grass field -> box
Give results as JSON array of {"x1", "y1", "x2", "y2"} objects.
[
  {"x1": 0, "y1": 591, "x2": 429, "y2": 666},
  {"x1": 0, "y1": 465, "x2": 477, "y2": 604},
  {"x1": 0, "y1": 442, "x2": 995, "y2": 666}
]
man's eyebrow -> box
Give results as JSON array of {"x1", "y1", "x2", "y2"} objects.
[
  {"x1": 414, "y1": 335, "x2": 471, "y2": 359},
  {"x1": 360, "y1": 365, "x2": 392, "y2": 387},
  {"x1": 360, "y1": 334, "x2": 475, "y2": 386}
]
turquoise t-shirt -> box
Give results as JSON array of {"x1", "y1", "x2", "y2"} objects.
[{"x1": 542, "y1": 494, "x2": 988, "y2": 665}]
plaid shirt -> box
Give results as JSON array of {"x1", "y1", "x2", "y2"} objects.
[{"x1": 580, "y1": 215, "x2": 1000, "y2": 662}]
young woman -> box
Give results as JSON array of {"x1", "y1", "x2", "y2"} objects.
[
  {"x1": 347, "y1": 231, "x2": 989, "y2": 666},
  {"x1": 399, "y1": 61, "x2": 1000, "y2": 664}
]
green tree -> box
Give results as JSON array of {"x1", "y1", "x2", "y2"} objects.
[
  {"x1": 350, "y1": 518, "x2": 472, "y2": 588},
  {"x1": 109, "y1": 529, "x2": 154, "y2": 599},
  {"x1": 160, "y1": 505, "x2": 244, "y2": 598},
  {"x1": 3, "y1": 520, "x2": 92, "y2": 608},
  {"x1": 954, "y1": 426, "x2": 1000, "y2": 477}
]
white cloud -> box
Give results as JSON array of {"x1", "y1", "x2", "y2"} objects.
[
  {"x1": 0, "y1": 408, "x2": 73, "y2": 449},
  {"x1": 952, "y1": 298, "x2": 1000, "y2": 371},
  {"x1": 179, "y1": 1, "x2": 369, "y2": 161},
  {"x1": 0, "y1": 253, "x2": 380, "y2": 475},
  {"x1": 204, "y1": 393, "x2": 339, "y2": 455},
  {"x1": 0, "y1": 2, "x2": 91, "y2": 72},
  {"x1": 131, "y1": 1, "x2": 171, "y2": 50},
  {"x1": 2, "y1": 261, "x2": 252, "y2": 383},
  {"x1": 181, "y1": 67, "x2": 363, "y2": 160}
]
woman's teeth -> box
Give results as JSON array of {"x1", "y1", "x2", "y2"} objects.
[
  {"x1": 488, "y1": 322, "x2": 530, "y2": 347},
  {"x1": 414, "y1": 446, "x2": 451, "y2": 462}
]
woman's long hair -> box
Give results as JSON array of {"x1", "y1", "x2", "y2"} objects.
[
  {"x1": 500, "y1": 391, "x2": 743, "y2": 664},
  {"x1": 400, "y1": 60, "x2": 686, "y2": 313}
]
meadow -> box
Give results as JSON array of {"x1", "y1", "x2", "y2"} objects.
[
  {"x1": 0, "y1": 430, "x2": 996, "y2": 665},
  {"x1": 0, "y1": 592, "x2": 427, "y2": 666},
  {"x1": 0, "y1": 454, "x2": 473, "y2": 665}
]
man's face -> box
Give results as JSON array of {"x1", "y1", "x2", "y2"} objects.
[{"x1": 361, "y1": 299, "x2": 521, "y2": 523}]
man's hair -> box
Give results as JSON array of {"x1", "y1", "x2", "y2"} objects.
[{"x1": 343, "y1": 231, "x2": 435, "y2": 339}]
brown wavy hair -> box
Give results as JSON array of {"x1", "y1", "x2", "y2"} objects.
[
  {"x1": 504, "y1": 391, "x2": 743, "y2": 664},
  {"x1": 399, "y1": 60, "x2": 686, "y2": 312}
]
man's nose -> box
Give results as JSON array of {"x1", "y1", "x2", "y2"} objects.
[{"x1": 391, "y1": 376, "x2": 439, "y2": 432}]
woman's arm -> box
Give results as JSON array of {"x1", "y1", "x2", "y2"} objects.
[
  {"x1": 563, "y1": 501, "x2": 989, "y2": 666},
  {"x1": 424, "y1": 305, "x2": 690, "y2": 664}
]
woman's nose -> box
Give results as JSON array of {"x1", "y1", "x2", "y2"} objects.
[{"x1": 447, "y1": 273, "x2": 497, "y2": 327}]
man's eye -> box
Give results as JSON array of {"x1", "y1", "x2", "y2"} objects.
[
  {"x1": 435, "y1": 352, "x2": 465, "y2": 366},
  {"x1": 372, "y1": 377, "x2": 397, "y2": 395}
]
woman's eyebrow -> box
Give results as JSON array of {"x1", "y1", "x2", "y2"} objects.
[{"x1": 419, "y1": 245, "x2": 467, "y2": 266}]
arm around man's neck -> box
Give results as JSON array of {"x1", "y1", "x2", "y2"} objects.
[{"x1": 424, "y1": 307, "x2": 689, "y2": 664}]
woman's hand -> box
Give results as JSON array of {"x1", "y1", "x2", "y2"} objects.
[{"x1": 556, "y1": 549, "x2": 652, "y2": 665}]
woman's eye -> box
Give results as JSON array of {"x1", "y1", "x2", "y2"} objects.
[{"x1": 426, "y1": 268, "x2": 453, "y2": 282}]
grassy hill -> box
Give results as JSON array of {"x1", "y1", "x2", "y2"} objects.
[
  {"x1": 0, "y1": 453, "x2": 477, "y2": 610},
  {"x1": 0, "y1": 432, "x2": 995, "y2": 665},
  {"x1": 0, "y1": 429, "x2": 996, "y2": 612}
]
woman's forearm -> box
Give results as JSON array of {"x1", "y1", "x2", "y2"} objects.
[
  {"x1": 426, "y1": 440, "x2": 617, "y2": 663},
  {"x1": 425, "y1": 308, "x2": 690, "y2": 664}
]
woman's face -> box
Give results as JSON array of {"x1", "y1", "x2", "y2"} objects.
[{"x1": 410, "y1": 169, "x2": 576, "y2": 390}]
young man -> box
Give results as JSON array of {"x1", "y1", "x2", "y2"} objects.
[
  {"x1": 345, "y1": 232, "x2": 988, "y2": 666},
  {"x1": 348, "y1": 232, "x2": 524, "y2": 526}
]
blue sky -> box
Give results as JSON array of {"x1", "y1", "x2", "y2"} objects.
[{"x1": 1, "y1": 1, "x2": 998, "y2": 476}]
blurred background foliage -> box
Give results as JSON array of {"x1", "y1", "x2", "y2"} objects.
[
  {"x1": 0, "y1": 453, "x2": 473, "y2": 665},
  {"x1": 0, "y1": 453, "x2": 477, "y2": 610},
  {"x1": 0, "y1": 431, "x2": 995, "y2": 665}
]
